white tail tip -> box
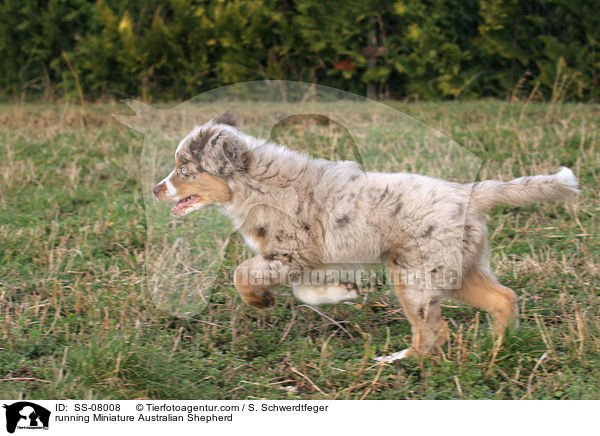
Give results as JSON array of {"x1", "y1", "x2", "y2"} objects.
[{"x1": 556, "y1": 167, "x2": 578, "y2": 190}]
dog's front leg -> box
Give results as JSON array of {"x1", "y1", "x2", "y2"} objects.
[{"x1": 233, "y1": 255, "x2": 291, "y2": 308}]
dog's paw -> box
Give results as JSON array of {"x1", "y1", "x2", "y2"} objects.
[
  {"x1": 374, "y1": 348, "x2": 413, "y2": 363},
  {"x1": 293, "y1": 284, "x2": 359, "y2": 305},
  {"x1": 243, "y1": 290, "x2": 275, "y2": 309}
]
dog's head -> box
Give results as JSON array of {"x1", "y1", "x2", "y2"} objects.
[{"x1": 153, "y1": 112, "x2": 249, "y2": 216}]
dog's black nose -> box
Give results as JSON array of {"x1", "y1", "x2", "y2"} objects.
[{"x1": 153, "y1": 185, "x2": 161, "y2": 195}]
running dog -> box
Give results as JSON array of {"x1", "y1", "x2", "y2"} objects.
[{"x1": 153, "y1": 112, "x2": 579, "y2": 362}]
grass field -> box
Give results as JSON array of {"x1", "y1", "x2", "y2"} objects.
[{"x1": 1, "y1": 99, "x2": 599, "y2": 400}]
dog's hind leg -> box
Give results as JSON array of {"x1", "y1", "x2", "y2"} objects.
[
  {"x1": 376, "y1": 268, "x2": 449, "y2": 363},
  {"x1": 450, "y1": 267, "x2": 518, "y2": 334}
]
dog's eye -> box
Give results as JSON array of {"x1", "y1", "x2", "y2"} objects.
[{"x1": 181, "y1": 167, "x2": 188, "y2": 175}]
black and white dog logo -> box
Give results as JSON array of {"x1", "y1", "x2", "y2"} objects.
[{"x1": 3, "y1": 402, "x2": 50, "y2": 434}]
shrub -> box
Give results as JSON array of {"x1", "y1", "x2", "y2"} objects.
[{"x1": 1, "y1": 0, "x2": 598, "y2": 101}]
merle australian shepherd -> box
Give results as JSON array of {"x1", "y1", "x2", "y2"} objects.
[{"x1": 153, "y1": 112, "x2": 579, "y2": 362}]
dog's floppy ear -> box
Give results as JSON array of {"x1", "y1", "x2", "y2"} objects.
[
  {"x1": 222, "y1": 138, "x2": 250, "y2": 173},
  {"x1": 214, "y1": 111, "x2": 237, "y2": 127}
]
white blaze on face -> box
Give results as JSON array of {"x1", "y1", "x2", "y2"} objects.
[
  {"x1": 159, "y1": 170, "x2": 177, "y2": 197},
  {"x1": 160, "y1": 126, "x2": 202, "y2": 200}
]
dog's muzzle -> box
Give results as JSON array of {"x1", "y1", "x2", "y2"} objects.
[{"x1": 153, "y1": 184, "x2": 165, "y2": 199}]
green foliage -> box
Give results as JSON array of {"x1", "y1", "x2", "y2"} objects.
[
  {"x1": 0, "y1": 0, "x2": 93, "y2": 98},
  {"x1": 385, "y1": 0, "x2": 481, "y2": 99},
  {"x1": 292, "y1": 0, "x2": 380, "y2": 92},
  {"x1": 474, "y1": 0, "x2": 599, "y2": 100},
  {"x1": 0, "y1": 0, "x2": 599, "y2": 100}
]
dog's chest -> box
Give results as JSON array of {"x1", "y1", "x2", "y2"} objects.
[{"x1": 241, "y1": 233, "x2": 261, "y2": 253}]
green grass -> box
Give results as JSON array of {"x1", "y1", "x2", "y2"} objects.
[{"x1": 0, "y1": 99, "x2": 599, "y2": 400}]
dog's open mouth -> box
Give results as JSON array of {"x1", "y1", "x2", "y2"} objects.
[{"x1": 171, "y1": 195, "x2": 202, "y2": 216}]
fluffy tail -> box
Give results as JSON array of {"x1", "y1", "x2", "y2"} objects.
[{"x1": 471, "y1": 167, "x2": 579, "y2": 213}]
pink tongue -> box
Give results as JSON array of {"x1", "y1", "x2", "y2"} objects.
[{"x1": 171, "y1": 197, "x2": 197, "y2": 214}]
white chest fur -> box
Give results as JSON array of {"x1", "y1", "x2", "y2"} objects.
[{"x1": 242, "y1": 233, "x2": 261, "y2": 253}]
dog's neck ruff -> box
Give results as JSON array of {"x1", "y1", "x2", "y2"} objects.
[{"x1": 219, "y1": 134, "x2": 364, "y2": 239}]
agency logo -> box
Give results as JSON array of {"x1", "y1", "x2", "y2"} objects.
[{"x1": 2, "y1": 402, "x2": 50, "y2": 434}]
